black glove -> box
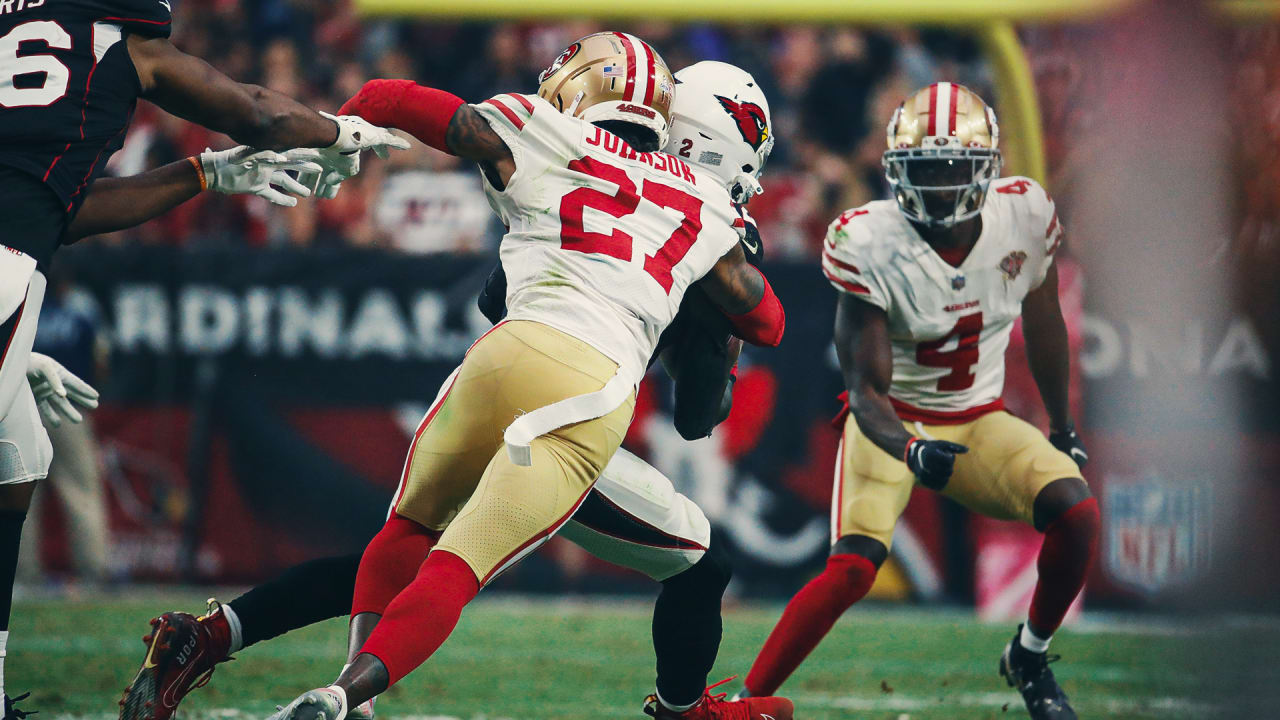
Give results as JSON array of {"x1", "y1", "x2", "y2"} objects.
[
  {"x1": 1049, "y1": 424, "x2": 1089, "y2": 469},
  {"x1": 905, "y1": 438, "x2": 968, "y2": 491}
]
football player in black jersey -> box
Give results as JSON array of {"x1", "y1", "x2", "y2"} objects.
[{"x1": 0, "y1": 2, "x2": 407, "y2": 715}]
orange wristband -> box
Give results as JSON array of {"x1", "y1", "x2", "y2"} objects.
[{"x1": 188, "y1": 156, "x2": 208, "y2": 191}]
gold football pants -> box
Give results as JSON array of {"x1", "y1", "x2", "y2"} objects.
[
  {"x1": 833, "y1": 411, "x2": 1084, "y2": 548},
  {"x1": 391, "y1": 320, "x2": 635, "y2": 584}
]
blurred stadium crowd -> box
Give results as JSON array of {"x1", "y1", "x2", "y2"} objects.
[{"x1": 99, "y1": 1, "x2": 997, "y2": 257}]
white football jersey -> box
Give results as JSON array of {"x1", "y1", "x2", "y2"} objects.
[
  {"x1": 822, "y1": 177, "x2": 1064, "y2": 419},
  {"x1": 473, "y1": 93, "x2": 741, "y2": 387}
]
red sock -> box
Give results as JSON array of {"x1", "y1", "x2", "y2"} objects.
[
  {"x1": 745, "y1": 553, "x2": 876, "y2": 696},
  {"x1": 1028, "y1": 497, "x2": 1100, "y2": 638},
  {"x1": 351, "y1": 514, "x2": 439, "y2": 617},
  {"x1": 358, "y1": 549, "x2": 479, "y2": 685}
]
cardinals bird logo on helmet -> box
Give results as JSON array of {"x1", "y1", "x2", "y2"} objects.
[{"x1": 716, "y1": 96, "x2": 769, "y2": 151}]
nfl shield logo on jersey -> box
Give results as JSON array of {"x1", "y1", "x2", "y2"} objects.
[
  {"x1": 951, "y1": 275, "x2": 966, "y2": 290},
  {"x1": 1104, "y1": 473, "x2": 1211, "y2": 594}
]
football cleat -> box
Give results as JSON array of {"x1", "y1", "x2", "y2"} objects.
[
  {"x1": 999, "y1": 624, "x2": 1077, "y2": 719},
  {"x1": 643, "y1": 677, "x2": 793, "y2": 720},
  {"x1": 3, "y1": 692, "x2": 36, "y2": 720},
  {"x1": 268, "y1": 687, "x2": 348, "y2": 720},
  {"x1": 118, "y1": 600, "x2": 233, "y2": 720}
]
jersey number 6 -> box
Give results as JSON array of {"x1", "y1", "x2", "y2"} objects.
[
  {"x1": 0, "y1": 21, "x2": 72, "y2": 109},
  {"x1": 559, "y1": 156, "x2": 703, "y2": 294},
  {"x1": 917, "y1": 312, "x2": 983, "y2": 391}
]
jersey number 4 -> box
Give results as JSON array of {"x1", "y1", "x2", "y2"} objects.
[
  {"x1": 0, "y1": 21, "x2": 72, "y2": 108},
  {"x1": 917, "y1": 312, "x2": 983, "y2": 391},
  {"x1": 559, "y1": 156, "x2": 703, "y2": 295}
]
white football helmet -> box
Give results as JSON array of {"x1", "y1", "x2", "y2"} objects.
[{"x1": 666, "y1": 61, "x2": 774, "y2": 204}]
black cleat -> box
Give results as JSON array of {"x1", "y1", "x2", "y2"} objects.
[
  {"x1": 999, "y1": 624, "x2": 1077, "y2": 719},
  {"x1": 4, "y1": 693, "x2": 37, "y2": 720}
]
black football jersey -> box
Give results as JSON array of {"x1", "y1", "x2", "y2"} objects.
[{"x1": 0, "y1": 0, "x2": 172, "y2": 220}]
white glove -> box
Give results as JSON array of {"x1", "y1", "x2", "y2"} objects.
[
  {"x1": 200, "y1": 146, "x2": 325, "y2": 208},
  {"x1": 27, "y1": 353, "x2": 100, "y2": 428},
  {"x1": 300, "y1": 112, "x2": 411, "y2": 199}
]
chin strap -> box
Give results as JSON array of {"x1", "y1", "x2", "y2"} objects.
[{"x1": 730, "y1": 172, "x2": 764, "y2": 204}]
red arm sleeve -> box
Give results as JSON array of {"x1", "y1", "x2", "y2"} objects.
[
  {"x1": 725, "y1": 271, "x2": 785, "y2": 347},
  {"x1": 339, "y1": 79, "x2": 466, "y2": 153}
]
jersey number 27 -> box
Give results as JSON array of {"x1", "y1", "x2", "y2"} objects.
[{"x1": 558, "y1": 156, "x2": 703, "y2": 295}]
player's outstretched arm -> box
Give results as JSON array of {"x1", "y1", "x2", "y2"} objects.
[
  {"x1": 699, "y1": 244, "x2": 784, "y2": 347},
  {"x1": 339, "y1": 80, "x2": 515, "y2": 187},
  {"x1": 1021, "y1": 264, "x2": 1088, "y2": 466},
  {"x1": 835, "y1": 294, "x2": 966, "y2": 488},
  {"x1": 65, "y1": 149, "x2": 321, "y2": 240},
  {"x1": 64, "y1": 159, "x2": 202, "y2": 240},
  {"x1": 127, "y1": 36, "x2": 338, "y2": 151}
]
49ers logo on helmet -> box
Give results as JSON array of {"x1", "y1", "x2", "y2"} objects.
[
  {"x1": 715, "y1": 95, "x2": 769, "y2": 151},
  {"x1": 539, "y1": 43, "x2": 581, "y2": 83}
]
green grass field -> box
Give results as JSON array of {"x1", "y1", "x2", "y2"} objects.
[{"x1": 8, "y1": 591, "x2": 1272, "y2": 720}]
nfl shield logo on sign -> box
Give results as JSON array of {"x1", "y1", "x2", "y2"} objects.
[{"x1": 1104, "y1": 472, "x2": 1211, "y2": 595}]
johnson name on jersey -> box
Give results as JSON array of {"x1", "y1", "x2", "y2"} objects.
[
  {"x1": 822, "y1": 176, "x2": 1063, "y2": 419},
  {"x1": 0, "y1": 0, "x2": 172, "y2": 216},
  {"x1": 472, "y1": 92, "x2": 742, "y2": 387}
]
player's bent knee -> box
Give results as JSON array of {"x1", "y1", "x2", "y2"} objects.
[
  {"x1": 664, "y1": 537, "x2": 732, "y2": 595},
  {"x1": 0, "y1": 475, "x2": 39, "y2": 509},
  {"x1": 832, "y1": 533, "x2": 889, "y2": 569},
  {"x1": 1033, "y1": 477, "x2": 1093, "y2": 532},
  {"x1": 700, "y1": 537, "x2": 734, "y2": 591}
]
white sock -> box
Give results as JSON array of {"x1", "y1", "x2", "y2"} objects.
[
  {"x1": 1, "y1": 629, "x2": 8, "y2": 697},
  {"x1": 656, "y1": 687, "x2": 699, "y2": 713},
  {"x1": 324, "y1": 685, "x2": 349, "y2": 720},
  {"x1": 220, "y1": 604, "x2": 244, "y2": 655},
  {"x1": 1020, "y1": 623, "x2": 1051, "y2": 654}
]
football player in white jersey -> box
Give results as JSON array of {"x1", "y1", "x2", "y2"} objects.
[
  {"x1": 119, "y1": 59, "x2": 789, "y2": 720},
  {"x1": 738, "y1": 84, "x2": 1098, "y2": 720},
  {"x1": 270, "y1": 34, "x2": 790, "y2": 720}
]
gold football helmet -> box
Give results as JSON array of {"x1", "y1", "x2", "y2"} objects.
[
  {"x1": 537, "y1": 32, "x2": 675, "y2": 148},
  {"x1": 883, "y1": 82, "x2": 1002, "y2": 227}
]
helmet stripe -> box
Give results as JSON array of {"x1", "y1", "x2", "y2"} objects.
[
  {"x1": 628, "y1": 34, "x2": 651, "y2": 107},
  {"x1": 936, "y1": 82, "x2": 952, "y2": 136},
  {"x1": 926, "y1": 83, "x2": 938, "y2": 136},
  {"x1": 949, "y1": 84, "x2": 959, "y2": 137},
  {"x1": 641, "y1": 40, "x2": 657, "y2": 106},
  {"x1": 614, "y1": 32, "x2": 639, "y2": 102}
]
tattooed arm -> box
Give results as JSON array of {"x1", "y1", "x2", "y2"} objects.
[
  {"x1": 698, "y1": 243, "x2": 785, "y2": 346},
  {"x1": 445, "y1": 105, "x2": 516, "y2": 189},
  {"x1": 700, "y1": 244, "x2": 765, "y2": 314}
]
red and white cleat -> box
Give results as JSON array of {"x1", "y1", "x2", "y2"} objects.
[
  {"x1": 643, "y1": 677, "x2": 794, "y2": 720},
  {"x1": 118, "y1": 600, "x2": 233, "y2": 720}
]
